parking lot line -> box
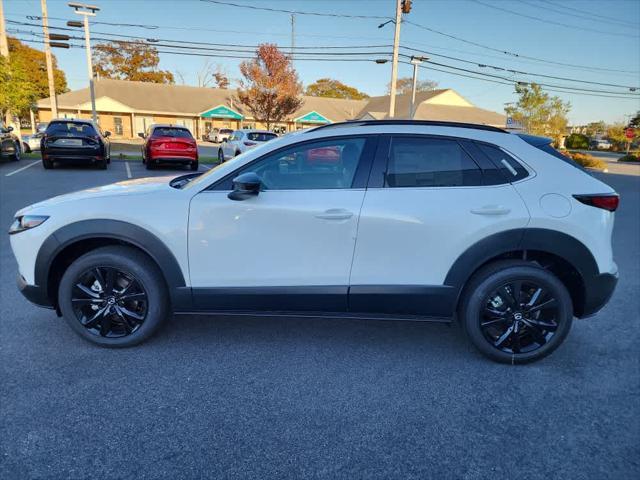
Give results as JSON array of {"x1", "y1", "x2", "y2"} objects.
[
  {"x1": 125, "y1": 161, "x2": 132, "y2": 178},
  {"x1": 201, "y1": 164, "x2": 211, "y2": 170},
  {"x1": 5, "y1": 160, "x2": 40, "y2": 177}
]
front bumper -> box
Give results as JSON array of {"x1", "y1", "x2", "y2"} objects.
[
  {"x1": 17, "y1": 274, "x2": 53, "y2": 309},
  {"x1": 580, "y1": 272, "x2": 618, "y2": 318}
]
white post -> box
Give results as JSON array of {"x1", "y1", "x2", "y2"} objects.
[
  {"x1": 40, "y1": 0, "x2": 58, "y2": 118},
  {"x1": 388, "y1": 0, "x2": 402, "y2": 118},
  {"x1": 83, "y1": 14, "x2": 97, "y2": 124}
]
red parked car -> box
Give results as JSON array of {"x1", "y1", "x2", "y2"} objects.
[{"x1": 140, "y1": 124, "x2": 198, "y2": 170}]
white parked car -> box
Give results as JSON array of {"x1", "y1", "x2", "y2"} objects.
[
  {"x1": 594, "y1": 139, "x2": 612, "y2": 150},
  {"x1": 9, "y1": 120, "x2": 619, "y2": 363},
  {"x1": 217, "y1": 129, "x2": 277, "y2": 162},
  {"x1": 21, "y1": 132, "x2": 45, "y2": 153},
  {"x1": 206, "y1": 128, "x2": 233, "y2": 143}
]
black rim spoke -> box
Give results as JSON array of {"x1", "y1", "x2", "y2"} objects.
[
  {"x1": 480, "y1": 279, "x2": 561, "y2": 355},
  {"x1": 71, "y1": 266, "x2": 147, "y2": 338}
]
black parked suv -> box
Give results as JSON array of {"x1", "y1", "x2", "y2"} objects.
[
  {"x1": 41, "y1": 119, "x2": 111, "y2": 169},
  {"x1": 0, "y1": 124, "x2": 22, "y2": 162}
]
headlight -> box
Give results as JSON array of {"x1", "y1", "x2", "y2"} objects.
[{"x1": 8, "y1": 215, "x2": 49, "y2": 235}]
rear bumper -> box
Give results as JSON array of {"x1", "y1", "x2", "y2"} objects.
[
  {"x1": 580, "y1": 272, "x2": 618, "y2": 318},
  {"x1": 17, "y1": 274, "x2": 53, "y2": 309},
  {"x1": 43, "y1": 146, "x2": 104, "y2": 161},
  {"x1": 149, "y1": 156, "x2": 197, "y2": 163}
]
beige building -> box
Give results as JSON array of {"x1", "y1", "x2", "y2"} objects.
[{"x1": 36, "y1": 79, "x2": 506, "y2": 139}]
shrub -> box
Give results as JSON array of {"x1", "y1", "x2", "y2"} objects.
[
  {"x1": 569, "y1": 152, "x2": 607, "y2": 170},
  {"x1": 618, "y1": 154, "x2": 639, "y2": 163},
  {"x1": 565, "y1": 133, "x2": 589, "y2": 149}
]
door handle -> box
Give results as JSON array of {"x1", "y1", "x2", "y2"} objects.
[
  {"x1": 315, "y1": 209, "x2": 354, "y2": 220},
  {"x1": 470, "y1": 205, "x2": 511, "y2": 215}
]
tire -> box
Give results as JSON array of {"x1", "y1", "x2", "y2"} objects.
[
  {"x1": 235, "y1": 150, "x2": 241, "y2": 157},
  {"x1": 146, "y1": 161, "x2": 154, "y2": 170},
  {"x1": 460, "y1": 260, "x2": 573, "y2": 364},
  {"x1": 42, "y1": 158, "x2": 53, "y2": 169},
  {"x1": 217, "y1": 149, "x2": 224, "y2": 163},
  {"x1": 58, "y1": 245, "x2": 170, "y2": 347},
  {"x1": 97, "y1": 159, "x2": 107, "y2": 169},
  {"x1": 190, "y1": 160, "x2": 199, "y2": 171}
]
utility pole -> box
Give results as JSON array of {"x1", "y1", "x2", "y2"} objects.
[
  {"x1": 69, "y1": 3, "x2": 99, "y2": 124},
  {"x1": 388, "y1": 0, "x2": 403, "y2": 118},
  {"x1": 290, "y1": 13, "x2": 295, "y2": 64},
  {"x1": 1, "y1": 0, "x2": 12, "y2": 129},
  {"x1": 41, "y1": 0, "x2": 59, "y2": 118},
  {"x1": 409, "y1": 55, "x2": 426, "y2": 119}
]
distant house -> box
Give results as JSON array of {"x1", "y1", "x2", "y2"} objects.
[{"x1": 36, "y1": 79, "x2": 506, "y2": 139}]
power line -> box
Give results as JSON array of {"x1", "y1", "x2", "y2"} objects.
[
  {"x1": 199, "y1": 0, "x2": 390, "y2": 20},
  {"x1": 403, "y1": 19, "x2": 639, "y2": 74},
  {"x1": 536, "y1": 0, "x2": 638, "y2": 28},
  {"x1": 400, "y1": 46, "x2": 639, "y2": 90},
  {"x1": 472, "y1": 0, "x2": 639, "y2": 38}
]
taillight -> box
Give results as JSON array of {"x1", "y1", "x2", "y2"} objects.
[
  {"x1": 573, "y1": 194, "x2": 619, "y2": 212},
  {"x1": 243, "y1": 141, "x2": 256, "y2": 146}
]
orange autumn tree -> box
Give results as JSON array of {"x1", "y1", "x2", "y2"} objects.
[{"x1": 237, "y1": 44, "x2": 303, "y2": 129}]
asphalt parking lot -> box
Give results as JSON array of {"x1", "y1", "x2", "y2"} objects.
[{"x1": 1, "y1": 158, "x2": 638, "y2": 479}]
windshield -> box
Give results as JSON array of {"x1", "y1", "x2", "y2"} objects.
[
  {"x1": 46, "y1": 122, "x2": 96, "y2": 136},
  {"x1": 152, "y1": 127, "x2": 192, "y2": 138},
  {"x1": 247, "y1": 132, "x2": 277, "y2": 142}
]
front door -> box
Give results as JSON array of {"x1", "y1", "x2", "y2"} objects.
[{"x1": 188, "y1": 136, "x2": 376, "y2": 312}]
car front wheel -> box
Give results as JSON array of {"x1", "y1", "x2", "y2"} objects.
[
  {"x1": 460, "y1": 260, "x2": 573, "y2": 364},
  {"x1": 58, "y1": 245, "x2": 170, "y2": 347}
]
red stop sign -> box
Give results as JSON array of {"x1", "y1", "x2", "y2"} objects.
[{"x1": 626, "y1": 128, "x2": 635, "y2": 139}]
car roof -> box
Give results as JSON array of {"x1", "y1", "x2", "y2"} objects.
[
  {"x1": 151, "y1": 124, "x2": 190, "y2": 129},
  {"x1": 49, "y1": 118, "x2": 94, "y2": 125},
  {"x1": 237, "y1": 129, "x2": 276, "y2": 134}
]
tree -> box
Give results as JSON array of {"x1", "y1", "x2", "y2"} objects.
[
  {"x1": 606, "y1": 122, "x2": 630, "y2": 150},
  {"x1": 305, "y1": 78, "x2": 369, "y2": 100},
  {"x1": 585, "y1": 121, "x2": 606, "y2": 137},
  {"x1": 505, "y1": 83, "x2": 570, "y2": 146},
  {"x1": 1, "y1": 37, "x2": 67, "y2": 121},
  {"x1": 237, "y1": 44, "x2": 303, "y2": 129},
  {"x1": 629, "y1": 111, "x2": 640, "y2": 128},
  {"x1": 93, "y1": 41, "x2": 174, "y2": 84},
  {"x1": 387, "y1": 76, "x2": 438, "y2": 95}
]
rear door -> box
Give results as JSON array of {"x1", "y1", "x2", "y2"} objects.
[{"x1": 349, "y1": 134, "x2": 530, "y2": 316}]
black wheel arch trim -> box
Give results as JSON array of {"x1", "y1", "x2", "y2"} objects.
[
  {"x1": 444, "y1": 228, "x2": 601, "y2": 315},
  {"x1": 35, "y1": 219, "x2": 186, "y2": 307}
]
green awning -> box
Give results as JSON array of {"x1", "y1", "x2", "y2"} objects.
[
  {"x1": 201, "y1": 105, "x2": 243, "y2": 120},
  {"x1": 294, "y1": 111, "x2": 331, "y2": 124}
]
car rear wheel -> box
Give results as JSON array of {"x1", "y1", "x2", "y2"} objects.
[
  {"x1": 97, "y1": 159, "x2": 107, "y2": 169},
  {"x1": 146, "y1": 161, "x2": 154, "y2": 170},
  {"x1": 42, "y1": 158, "x2": 53, "y2": 169},
  {"x1": 190, "y1": 160, "x2": 199, "y2": 171},
  {"x1": 460, "y1": 260, "x2": 573, "y2": 364},
  {"x1": 58, "y1": 246, "x2": 170, "y2": 347},
  {"x1": 217, "y1": 149, "x2": 224, "y2": 163}
]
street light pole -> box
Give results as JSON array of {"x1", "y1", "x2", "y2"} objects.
[
  {"x1": 41, "y1": 0, "x2": 59, "y2": 118},
  {"x1": 409, "y1": 56, "x2": 426, "y2": 119},
  {"x1": 69, "y1": 3, "x2": 99, "y2": 124},
  {"x1": 388, "y1": 0, "x2": 402, "y2": 118}
]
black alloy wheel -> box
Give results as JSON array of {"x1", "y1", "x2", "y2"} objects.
[
  {"x1": 480, "y1": 280, "x2": 559, "y2": 355},
  {"x1": 71, "y1": 266, "x2": 148, "y2": 338},
  {"x1": 461, "y1": 261, "x2": 573, "y2": 364}
]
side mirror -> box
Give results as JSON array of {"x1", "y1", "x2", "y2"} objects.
[
  {"x1": 228, "y1": 172, "x2": 262, "y2": 201},
  {"x1": 138, "y1": 132, "x2": 145, "y2": 139},
  {"x1": 104, "y1": 131, "x2": 111, "y2": 137}
]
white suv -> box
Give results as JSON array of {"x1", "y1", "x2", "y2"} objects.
[
  {"x1": 217, "y1": 129, "x2": 277, "y2": 162},
  {"x1": 9, "y1": 121, "x2": 619, "y2": 363}
]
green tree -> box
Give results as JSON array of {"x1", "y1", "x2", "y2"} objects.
[
  {"x1": 237, "y1": 44, "x2": 303, "y2": 129},
  {"x1": 305, "y1": 78, "x2": 369, "y2": 100},
  {"x1": 565, "y1": 133, "x2": 589, "y2": 149},
  {"x1": 505, "y1": 83, "x2": 570, "y2": 146},
  {"x1": 0, "y1": 37, "x2": 67, "y2": 121},
  {"x1": 93, "y1": 41, "x2": 174, "y2": 84},
  {"x1": 629, "y1": 111, "x2": 640, "y2": 128},
  {"x1": 585, "y1": 121, "x2": 606, "y2": 137},
  {"x1": 387, "y1": 76, "x2": 438, "y2": 95}
]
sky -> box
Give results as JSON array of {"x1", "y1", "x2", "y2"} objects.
[{"x1": 4, "y1": 0, "x2": 640, "y2": 125}]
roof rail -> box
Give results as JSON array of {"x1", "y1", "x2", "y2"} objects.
[{"x1": 308, "y1": 120, "x2": 507, "y2": 134}]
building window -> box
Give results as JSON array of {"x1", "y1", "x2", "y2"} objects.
[{"x1": 114, "y1": 117, "x2": 123, "y2": 135}]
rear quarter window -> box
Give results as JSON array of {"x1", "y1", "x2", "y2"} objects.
[
  {"x1": 247, "y1": 132, "x2": 277, "y2": 142},
  {"x1": 474, "y1": 143, "x2": 529, "y2": 182}
]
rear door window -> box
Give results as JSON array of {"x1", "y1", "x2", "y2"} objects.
[
  {"x1": 385, "y1": 136, "x2": 483, "y2": 187},
  {"x1": 46, "y1": 122, "x2": 97, "y2": 136}
]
